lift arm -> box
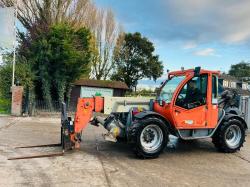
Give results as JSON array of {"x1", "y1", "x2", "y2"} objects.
[
  {"x1": 74, "y1": 97, "x2": 104, "y2": 133},
  {"x1": 69, "y1": 96, "x2": 152, "y2": 148}
]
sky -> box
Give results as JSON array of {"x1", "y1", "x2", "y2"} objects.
[
  {"x1": 94, "y1": 0, "x2": 250, "y2": 89},
  {"x1": 0, "y1": 7, "x2": 15, "y2": 49},
  {"x1": 0, "y1": 7, "x2": 15, "y2": 65},
  {"x1": 1, "y1": 1, "x2": 250, "y2": 89}
]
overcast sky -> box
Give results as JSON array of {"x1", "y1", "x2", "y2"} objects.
[
  {"x1": 0, "y1": 7, "x2": 15, "y2": 49},
  {"x1": 94, "y1": 0, "x2": 250, "y2": 76}
]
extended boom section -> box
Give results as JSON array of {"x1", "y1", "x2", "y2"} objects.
[{"x1": 66, "y1": 96, "x2": 153, "y2": 148}]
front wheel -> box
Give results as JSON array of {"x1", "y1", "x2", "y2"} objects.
[
  {"x1": 212, "y1": 118, "x2": 246, "y2": 153},
  {"x1": 132, "y1": 117, "x2": 169, "y2": 158}
]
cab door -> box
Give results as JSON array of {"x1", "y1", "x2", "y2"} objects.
[{"x1": 173, "y1": 74, "x2": 208, "y2": 129}]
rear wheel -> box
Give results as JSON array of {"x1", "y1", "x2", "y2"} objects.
[
  {"x1": 132, "y1": 117, "x2": 169, "y2": 158},
  {"x1": 212, "y1": 118, "x2": 246, "y2": 153}
]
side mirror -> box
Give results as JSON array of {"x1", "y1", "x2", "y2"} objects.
[
  {"x1": 158, "y1": 100, "x2": 166, "y2": 106},
  {"x1": 157, "y1": 96, "x2": 164, "y2": 106}
]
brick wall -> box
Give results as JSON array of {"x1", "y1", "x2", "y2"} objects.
[{"x1": 11, "y1": 86, "x2": 24, "y2": 116}]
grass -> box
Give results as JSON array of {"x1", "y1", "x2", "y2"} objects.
[{"x1": 0, "y1": 98, "x2": 11, "y2": 114}]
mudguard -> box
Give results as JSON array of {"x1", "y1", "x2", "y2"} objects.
[
  {"x1": 133, "y1": 111, "x2": 176, "y2": 135},
  {"x1": 134, "y1": 111, "x2": 164, "y2": 119},
  {"x1": 225, "y1": 106, "x2": 242, "y2": 116},
  {"x1": 223, "y1": 113, "x2": 248, "y2": 130}
]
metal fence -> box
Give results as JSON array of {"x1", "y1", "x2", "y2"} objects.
[
  {"x1": 239, "y1": 96, "x2": 250, "y2": 132},
  {"x1": 27, "y1": 100, "x2": 77, "y2": 117}
]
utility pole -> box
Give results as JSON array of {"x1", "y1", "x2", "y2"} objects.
[{"x1": 12, "y1": 0, "x2": 18, "y2": 86}]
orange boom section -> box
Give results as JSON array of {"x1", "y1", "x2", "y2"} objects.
[{"x1": 74, "y1": 96, "x2": 104, "y2": 133}]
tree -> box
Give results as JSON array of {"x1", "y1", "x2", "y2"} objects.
[
  {"x1": 111, "y1": 32, "x2": 163, "y2": 90},
  {"x1": 229, "y1": 61, "x2": 250, "y2": 79},
  {"x1": 90, "y1": 9, "x2": 121, "y2": 80},
  {"x1": 0, "y1": 0, "x2": 97, "y2": 30},
  {"x1": 21, "y1": 23, "x2": 92, "y2": 105},
  {"x1": 0, "y1": 0, "x2": 121, "y2": 81},
  {"x1": 0, "y1": 54, "x2": 34, "y2": 99},
  {"x1": 1, "y1": 0, "x2": 116, "y2": 104}
]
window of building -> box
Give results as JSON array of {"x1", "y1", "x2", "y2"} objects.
[{"x1": 223, "y1": 80, "x2": 228, "y2": 87}]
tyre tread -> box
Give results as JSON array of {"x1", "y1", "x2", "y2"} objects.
[
  {"x1": 130, "y1": 117, "x2": 169, "y2": 159},
  {"x1": 212, "y1": 118, "x2": 246, "y2": 153}
]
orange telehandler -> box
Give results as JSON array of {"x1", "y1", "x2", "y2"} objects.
[
  {"x1": 10, "y1": 67, "x2": 248, "y2": 159},
  {"x1": 59, "y1": 67, "x2": 248, "y2": 158}
]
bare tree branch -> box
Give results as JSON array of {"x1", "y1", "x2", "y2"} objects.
[{"x1": 91, "y1": 9, "x2": 121, "y2": 80}]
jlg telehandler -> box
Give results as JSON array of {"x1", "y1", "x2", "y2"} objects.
[
  {"x1": 59, "y1": 67, "x2": 247, "y2": 158},
  {"x1": 9, "y1": 67, "x2": 248, "y2": 160}
]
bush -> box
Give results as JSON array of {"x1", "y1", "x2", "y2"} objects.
[
  {"x1": 125, "y1": 89, "x2": 156, "y2": 97},
  {"x1": 0, "y1": 56, "x2": 34, "y2": 99},
  {"x1": 0, "y1": 98, "x2": 11, "y2": 114},
  {"x1": 18, "y1": 23, "x2": 92, "y2": 105}
]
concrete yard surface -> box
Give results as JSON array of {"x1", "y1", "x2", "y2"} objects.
[{"x1": 0, "y1": 116, "x2": 250, "y2": 187}]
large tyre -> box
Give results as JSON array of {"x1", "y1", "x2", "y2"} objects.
[
  {"x1": 212, "y1": 118, "x2": 246, "y2": 153},
  {"x1": 131, "y1": 117, "x2": 169, "y2": 158}
]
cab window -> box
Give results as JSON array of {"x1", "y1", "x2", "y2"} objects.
[
  {"x1": 159, "y1": 76, "x2": 186, "y2": 103},
  {"x1": 175, "y1": 74, "x2": 208, "y2": 109},
  {"x1": 212, "y1": 75, "x2": 218, "y2": 101}
]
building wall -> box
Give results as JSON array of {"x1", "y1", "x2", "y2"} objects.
[
  {"x1": 70, "y1": 86, "x2": 127, "y2": 106},
  {"x1": 242, "y1": 83, "x2": 248, "y2": 90},
  {"x1": 80, "y1": 86, "x2": 113, "y2": 97}
]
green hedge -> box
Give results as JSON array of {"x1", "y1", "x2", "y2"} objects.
[{"x1": 0, "y1": 98, "x2": 11, "y2": 114}]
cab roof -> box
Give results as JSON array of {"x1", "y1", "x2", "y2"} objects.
[{"x1": 168, "y1": 68, "x2": 220, "y2": 77}]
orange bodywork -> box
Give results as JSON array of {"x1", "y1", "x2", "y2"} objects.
[
  {"x1": 154, "y1": 69, "x2": 220, "y2": 130},
  {"x1": 72, "y1": 68, "x2": 220, "y2": 142},
  {"x1": 73, "y1": 96, "x2": 104, "y2": 133},
  {"x1": 70, "y1": 96, "x2": 104, "y2": 146}
]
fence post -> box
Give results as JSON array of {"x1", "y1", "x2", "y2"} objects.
[
  {"x1": 239, "y1": 96, "x2": 250, "y2": 133},
  {"x1": 247, "y1": 97, "x2": 250, "y2": 132}
]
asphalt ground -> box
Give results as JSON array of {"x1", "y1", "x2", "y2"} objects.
[{"x1": 0, "y1": 116, "x2": 250, "y2": 187}]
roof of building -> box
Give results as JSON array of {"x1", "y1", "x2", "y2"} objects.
[
  {"x1": 74, "y1": 79, "x2": 129, "y2": 90},
  {"x1": 219, "y1": 74, "x2": 240, "y2": 82}
]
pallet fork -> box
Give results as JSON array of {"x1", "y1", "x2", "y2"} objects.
[{"x1": 8, "y1": 103, "x2": 72, "y2": 160}]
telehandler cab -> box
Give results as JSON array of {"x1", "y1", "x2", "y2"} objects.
[{"x1": 59, "y1": 67, "x2": 247, "y2": 158}]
